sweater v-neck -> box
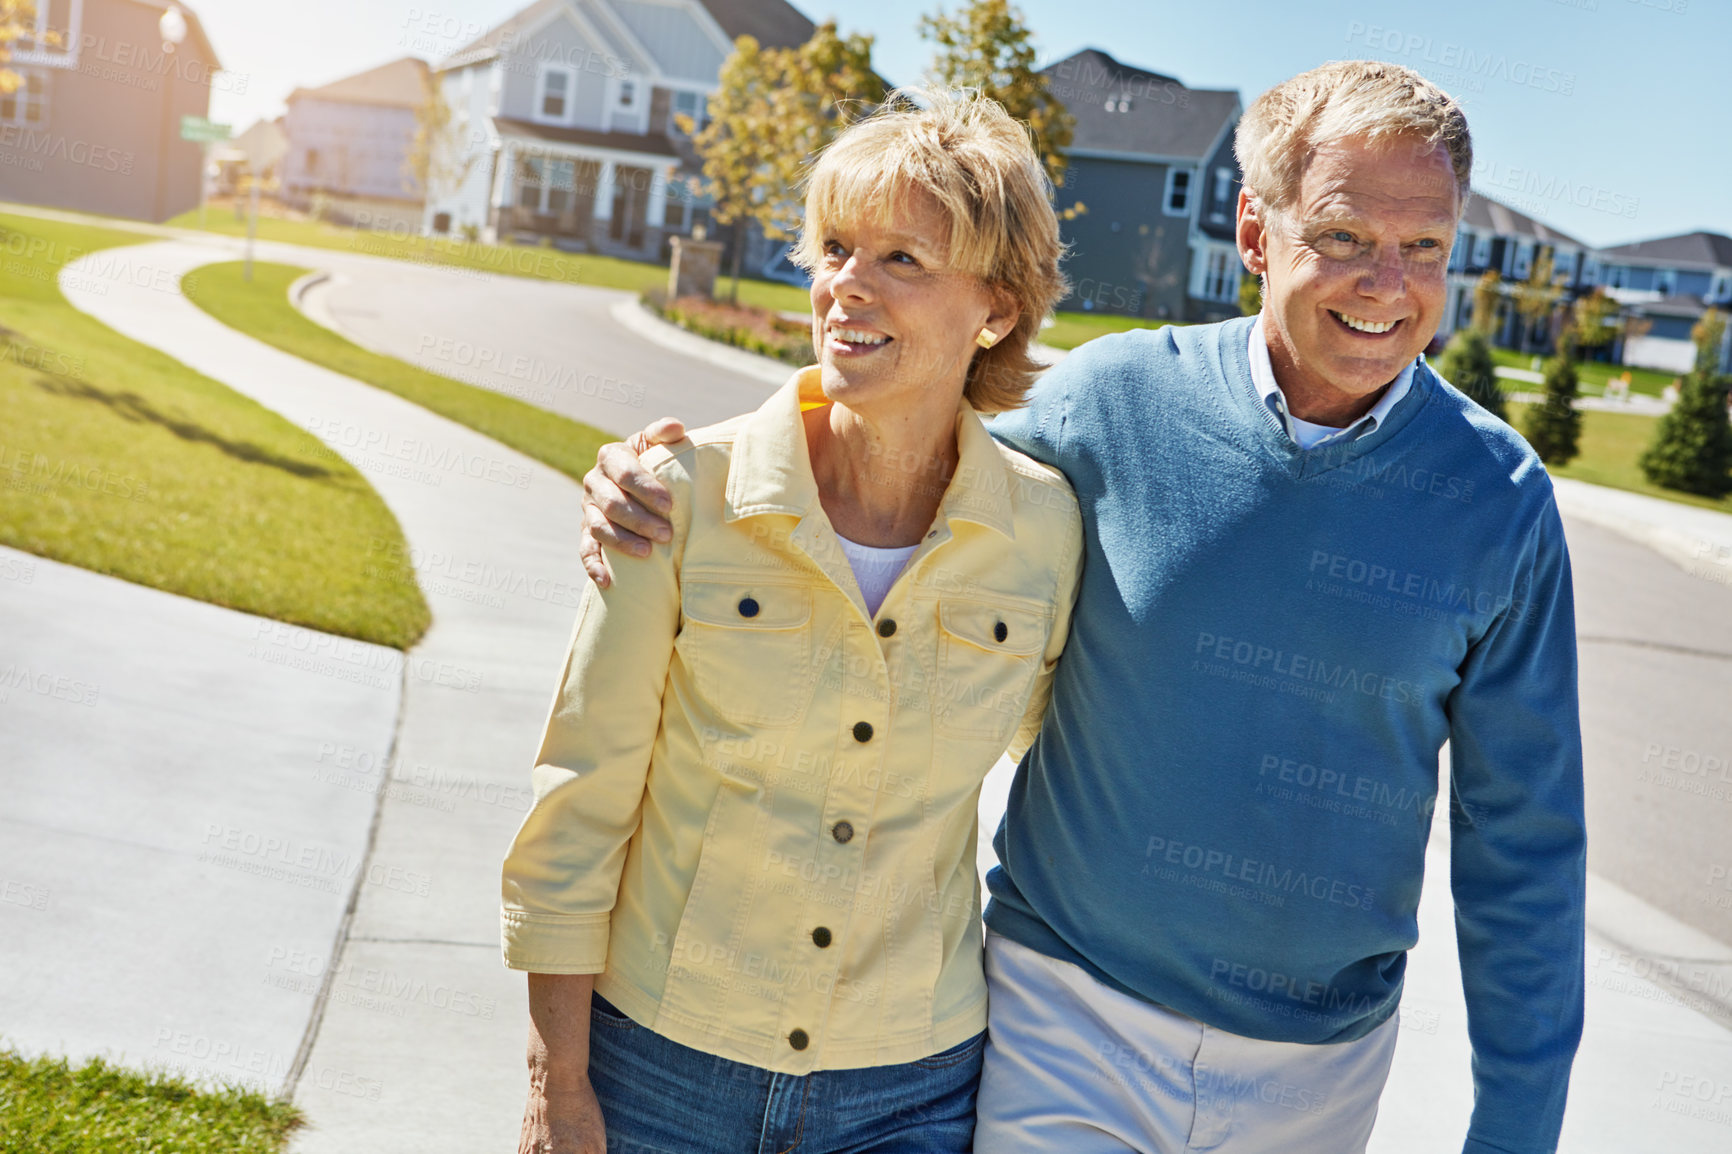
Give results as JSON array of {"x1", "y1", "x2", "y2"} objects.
[{"x1": 1216, "y1": 316, "x2": 1433, "y2": 481}]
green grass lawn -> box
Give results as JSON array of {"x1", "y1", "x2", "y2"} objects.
[
  {"x1": 1492, "y1": 347, "x2": 1677, "y2": 398},
  {"x1": 0, "y1": 213, "x2": 428, "y2": 648},
  {"x1": 182, "y1": 261, "x2": 615, "y2": 476},
  {"x1": 1507, "y1": 401, "x2": 1732, "y2": 514},
  {"x1": 0, "y1": 1047, "x2": 301, "y2": 1154},
  {"x1": 1042, "y1": 312, "x2": 1176, "y2": 351}
]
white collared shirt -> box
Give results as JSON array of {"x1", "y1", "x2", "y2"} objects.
[{"x1": 1249, "y1": 316, "x2": 1418, "y2": 451}]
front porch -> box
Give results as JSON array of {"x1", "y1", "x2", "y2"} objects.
[{"x1": 487, "y1": 126, "x2": 682, "y2": 261}]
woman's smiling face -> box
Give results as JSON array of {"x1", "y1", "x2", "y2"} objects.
[{"x1": 808, "y1": 190, "x2": 1009, "y2": 416}]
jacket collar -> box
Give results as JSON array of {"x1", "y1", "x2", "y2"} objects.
[{"x1": 724, "y1": 366, "x2": 1017, "y2": 540}]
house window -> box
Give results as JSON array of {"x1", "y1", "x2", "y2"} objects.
[
  {"x1": 1711, "y1": 271, "x2": 1732, "y2": 304},
  {"x1": 1553, "y1": 249, "x2": 1575, "y2": 282},
  {"x1": 1472, "y1": 233, "x2": 1492, "y2": 268},
  {"x1": 618, "y1": 80, "x2": 636, "y2": 109},
  {"x1": 489, "y1": 64, "x2": 503, "y2": 115},
  {"x1": 1163, "y1": 168, "x2": 1191, "y2": 216},
  {"x1": 304, "y1": 147, "x2": 320, "y2": 176},
  {"x1": 1202, "y1": 247, "x2": 1237, "y2": 302},
  {"x1": 1213, "y1": 166, "x2": 1232, "y2": 207},
  {"x1": 14, "y1": 0, "x2": 76, "y2": 60},
  {"x1": 1655, "y1": 269, "x2": 1677, "y2": 295},
  {"x1": 1581, "y1": 258, "x2": 1599, "y2": 287},
  {"x1": 517, "y1": 155, "x2": 579, "y2": 215},
  {"x1": 538, "y1": 65, "x2": 574, "y2": 121},
  {"x1": 1604, "y1": 265, "x2": 1625, "y2": 289},
  {"x1": 0, "y1": 70, "x2": 47, "y2": 126},
  {"x1": 670, "y1": 90, "x2": 708, "y2": 135},
  {"x1": 1512, "y1": 243, "x2": 1532, "y2": 281}
]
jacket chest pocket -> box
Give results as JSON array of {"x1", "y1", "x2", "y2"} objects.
[
  {"x1": 678, "y1": 581, "x2": 815, "y2": 728},
  {"x1": 933, "y1": 600, "x2": 1047, "y2": 743}
]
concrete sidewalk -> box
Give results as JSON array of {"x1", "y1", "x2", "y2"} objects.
[
  {"x1": 59, "y1": 239, "x2": 589, "y2": 1152},
  {"x1": 0, "y1": 545, "x2": 398, "y2": 1092}
]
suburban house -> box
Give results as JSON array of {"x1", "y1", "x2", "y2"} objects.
[
  {"x1": 0, "y1": 0, "x2": 223, "y2": 221},
  {"x1": 281, "y1": 56, "x2": 430, "y2": 231},
  {"x1": 1038, "y1": 48, "x2": 1243, "y2": 322},
  {"x1": 420, "y1": 0, "x2": 813, "y2": 262},
  {"x1": 1594, "y1": 231, "x2": 1732, "y2": 373},
  {"x1": 1440, "y1": 190, "x2": 1595, "y2": 349}
]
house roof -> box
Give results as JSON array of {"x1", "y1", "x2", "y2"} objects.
[
  {"x1": 1630, "y1": 293, "x2": 1710, "y2": 319},
  {"x1": 439, "y1": 0, "x2": 813, "y2": 71},
  {"x1": 1461, "y1": 191, "x2": 1586, "y2": 249},
  {"x1": 698, "y1": 0, "x2": 813, "y2": 50},
  {"x1": 494, "y1": 116, "x2": 681, "y2": 161},
  {"x1": 1041, "y1": 49, "x2": 1239, "y2": 160},
  {"x1": 288, "y1": 57, "x2": 430, "y2": 109},
  {"x1": 125, "y1": 0, "x2": 222, "y2": 70},
  {"x1": 1599, "y1": 231, "x2": 1732, "y2": 270}
]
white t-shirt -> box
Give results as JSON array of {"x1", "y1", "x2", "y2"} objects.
[{"x1": 837, "y1": 534, "x2": 920, "y2": 617}]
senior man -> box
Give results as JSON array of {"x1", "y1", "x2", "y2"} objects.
[{"x1": 577, "y1": 62, "x2": 1585, "y2": 1154}]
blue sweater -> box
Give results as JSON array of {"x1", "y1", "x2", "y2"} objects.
[{"x1": 986, "y1": 317, "x2": 1586, "y2": 1154}]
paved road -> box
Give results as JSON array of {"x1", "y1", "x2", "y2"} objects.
[
  {"x1": 1569, "y1": 515, "x2": 1732, "y2": 945},
  {"x1": 308, "y1": 261, "x2": 781, "y2": 437}
]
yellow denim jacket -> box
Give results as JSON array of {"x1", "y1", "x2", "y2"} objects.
[{"x1": 501, "y1": 367, "x2": 1083, "y2": 1073}]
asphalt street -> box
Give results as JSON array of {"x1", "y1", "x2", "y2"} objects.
[{"x1": 309, "y1": 260, "x2": 783, "y2": 437}]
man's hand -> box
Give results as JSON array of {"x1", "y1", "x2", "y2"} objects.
[
  {"x1": 580, "y1": 418, "x2": 686, "y2": 588},
  {"x1": 517, "y1": 1078, "x2": 607, "y2": 1154}
]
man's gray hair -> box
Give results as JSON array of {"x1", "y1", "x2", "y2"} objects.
[{"x1": 1235, "y1": 60, "x2": 1472, "y2": 221}]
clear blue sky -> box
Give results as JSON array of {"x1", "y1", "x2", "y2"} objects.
[{"x1": 198, "y1": 0, "x2": 1722, "y2": 248}]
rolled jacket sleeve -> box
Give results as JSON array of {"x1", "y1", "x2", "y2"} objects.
[
  {"x1": 500, "y1": 451, "x2": 691, "y2": 974},
  {"x1": 1445, "y1": 495, "x2": 1586, "y2": 1154}
]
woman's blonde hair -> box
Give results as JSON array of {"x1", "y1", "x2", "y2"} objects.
[
  {"x1": 789, "y1": 87, "x2": 1068, "y2": 413},
  {"x1": 1235, "y1": 60, "x2": 1472, "y2": 223}
]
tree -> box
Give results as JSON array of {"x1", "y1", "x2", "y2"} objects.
[
  {"x1": 1569, "y1": 286, "x2": 1621, "y2": 359},
  {"x1": 1437, "y1": 327, "x2": 1506, "y2": 421},
  {"x1": 1471, "y1": 268, "x2": 1503, "y2": 339},
  {"x1": 1238, "y1": 270, "x2": 1261, "y2": 317},
  {"x1": 1512, "y1": 249, "x2": 1562, "y2": 355},
  {"x1": 1, "y1": 1, "x2": 45, "y2": 90},
  {"x1": 1523, "y1": 332, "x2": 1582, "y2": 466},
  {"x1": 1639, "y1": 308, "x2": 1732, "y2": 497},
  {"x1": 689, "y1": 24, "x2": 881, "y2": 301},
  {"x1": 404, "y1": 70, "x2": 476, "y2": 216},
  {"x1": 919, "y1": 0, "x2": 1074, "y2": 188}
]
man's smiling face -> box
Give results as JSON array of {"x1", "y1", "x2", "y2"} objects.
[{"x1": 1241, "y1": 133, "x2": 1461, "y2": 420}]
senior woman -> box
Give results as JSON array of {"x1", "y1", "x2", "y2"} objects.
[{"x1": 503, "y1": 89, "x2": 1082, "y2": 1154}]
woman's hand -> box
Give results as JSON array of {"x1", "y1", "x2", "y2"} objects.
[
  {"x1": 519, "y1": 972, "x2": 604, "y2": 1153},
  {"x1": 517, "y1": 1077, "x2": 607, "y2": 1154}
]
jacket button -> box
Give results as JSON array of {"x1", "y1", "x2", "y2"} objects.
[
  {"x1": 738, "y1": 597, "x2": 759, "y2": 618},
  {"x1": 877, "y1": 619, "x2": 896, "y2": 638},
  {"x1": 812, "y1": 926, "x2": 832, "y2": 948},
  {"x1": 852, "y1": 721, "x2": 873, "y2": 743},
  {"x1": 831, "y1": 820, "x2": 854, "y2": 844},
  {"x1": 994, "y1": 620, "x2": 1008, "y2": 643},
  {"x1": 789, "y1": 1028, "x2": 810, "y2": 1051}
]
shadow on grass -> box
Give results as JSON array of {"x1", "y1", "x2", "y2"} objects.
[{"x1": 30, "y1": 373, "x2": 341, "y2": 481}]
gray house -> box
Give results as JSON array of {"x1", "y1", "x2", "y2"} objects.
[
  {"x1": 1594, "y1": 232, "x2": 1732, "y2": 373},
  {"x1": 1040, "y1": 48, "x2": 1243, "y2": 322},
  {"x1": 281, "y1": 56, "x2": 430, "y2": 230},
  {"x1": 1440, "y1": 191, "x2": 1594, "y2": 350},
  {"x1": 422, "y1": 0, "x2": 812, "y2": 261},
  {"x1": 0, "y1": 0, "x2": 223, "y2": 222}
]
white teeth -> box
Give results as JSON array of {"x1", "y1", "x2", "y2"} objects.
[
  {"x1": 832, "y1": 327, "x2": 889, "y2": 345},
  {"x1": 1333, "y1": 312, "x2": 1397, "y2": 334}
]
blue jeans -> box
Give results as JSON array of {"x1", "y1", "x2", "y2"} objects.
[{"x1": 588, "y1": 994, "x2": 984, "y2": 1153}]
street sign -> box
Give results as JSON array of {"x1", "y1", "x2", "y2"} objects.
[{"x1": 179, "y1": 116, "x2": 232, "y2": 143}]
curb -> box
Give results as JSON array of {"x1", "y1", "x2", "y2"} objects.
[
  {"x1": 1552, "y1": 477, "x2": 1732, "y2": 584},
  {"x1": 1586, "y1": 871, "x2": 1732, "y2": 1033},
  {"x1": 609, "y1": 296, "x2": 791, "y2": 386}
]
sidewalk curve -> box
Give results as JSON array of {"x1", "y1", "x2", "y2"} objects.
[{"x1": 58, "y1": 240, "x2": 586, "y2": 1152}]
